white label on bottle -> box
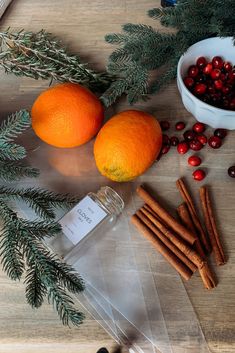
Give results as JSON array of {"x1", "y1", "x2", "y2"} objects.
[{"x1": 59, "y1": 196, "x2": 108, "y2": 245}]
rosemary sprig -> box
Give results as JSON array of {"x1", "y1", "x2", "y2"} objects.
[{"x1": 0, "y1": 29, "x2": 114, "y2": 92}]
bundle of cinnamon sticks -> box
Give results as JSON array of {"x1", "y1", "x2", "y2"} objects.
[{"x1": 131, "y1": 179, "x2": 227, "y2": 290}]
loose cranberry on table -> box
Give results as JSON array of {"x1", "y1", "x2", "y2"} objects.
[
  {"x1": 161, "y1": 145, "x2": 171, "y2": 155},
  {"x1": 192, "y1": 122, "x2": 206, "y2": 133},
  {"x1": 228, "y1": 166, "x2": 235, "y2": 178},
  {"x1": 162, "y1": 134, "x2": 170, "y2": 146},
  {"x1": 177, "y1": 141, "x2": 189, "y2": 154},
  {"x1": 189, "y1": 139, "x2": 203, "y2": 151},
  {"x1": 188, "y1": 155, "x2": 202, "y2": 167},
  {"x1": 208, "y1": 136, "x2": 222, "y2": 149},
  {"x1": 160, "y1": 120, "x2": 170, "y2": 131},
  {"x1": 193, "y1": 169, "x2": 206, "y2": 181},
  {"x1": 214, "y1": 129, "x2": 227, "y2": 139},
  {"x1": 170, "y1": 136, "x2": 179, "y2": 146},
  {"x1": 175, "y1": 121, "x2": 186, "y2": 131},
  {"x1": 183, "y1": 130, "x2": 196, "y2": 141},
  {"x1": 196, "y1": 134, "x2": 207, "y2": 145}
]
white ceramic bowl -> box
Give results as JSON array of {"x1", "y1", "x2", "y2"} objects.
[{"x1": 177, "y1": 37, "x2": 235, "y2": 130}]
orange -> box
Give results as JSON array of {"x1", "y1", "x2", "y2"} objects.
[
  {"x1": 94, "y1": 110, "x2": 162, "y2": 182},
  {"x1": 31, "y1": 83, "x2": 104, "y2": 148}
]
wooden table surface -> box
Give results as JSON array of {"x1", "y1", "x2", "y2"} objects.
[{"x1": 0, "y1": 1, "x2": 234, "y2": 353}]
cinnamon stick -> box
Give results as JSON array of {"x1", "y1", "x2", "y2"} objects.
[
  {"x1": 131, "y1": 214, "x2": 193, "y2": 280},
  {"x1": 136, "y1": 210, "x2": 197, "y2": 273},
  {"x1": 140, "y1": 206, "x2": 217, "y2": 289},
  {"x1": 140, "y1": 207, "x2": 204, "y2": 268},
  {"x1": 200, "y1": 186, "x2": 226, "y2": 266},
  {"x1": 176, "y1": 178, "x2": 211, "y2": 253},
  {"x1": 136, "y1": 185, "x2": 197, "y2": 245},
  {"x1": 177, "y1": 203, "x2": 206, "y2": 259}
]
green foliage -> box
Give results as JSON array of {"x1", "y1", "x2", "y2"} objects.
[
  {"x1": 0, "y1": 29, "x2": 113, "y2": 92},
  {"x1": 102, "y1": 0, "x2": 235, "y2": 105},
  {"x1": 0, "y1": 110, "x2": 85, "y2": 326}
]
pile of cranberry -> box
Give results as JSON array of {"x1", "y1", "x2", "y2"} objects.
[
  {"x1": 183, "y1": 56, "x2": 235, "y2": 110},
  {"x1": 159, "y1": 120, "x2": 235, "y2": 181}
]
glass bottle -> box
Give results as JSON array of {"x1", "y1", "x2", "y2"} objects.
[{"x1": 48, "y1": 186, "x2": 124, "y2": 258}]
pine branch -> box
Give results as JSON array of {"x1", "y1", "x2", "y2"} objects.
[
  {"x1": 25, "y1": 263, "x2": 47, "y2": 308},
  {"x1": 0, "y1": 141, "x2": 27, "y2": 160},
  {"x1": 0, "y1": 187, "x2": 78, "y2": 220},
  {"x1": 0, "y1": 161, "x2": 39, "y2": 181},
  {"x1": 0, "y1": 110, "x2": 31, "y2": 142},
  {"x1": 0, "y1": 29, "x2": 113, "y2": 92}
]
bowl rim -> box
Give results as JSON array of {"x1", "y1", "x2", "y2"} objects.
[{"x1": 177, "y1": 36, "x2": 235, "y2": 115}]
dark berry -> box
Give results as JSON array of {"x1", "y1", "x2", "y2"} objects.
[
  {"x1": 177, "y1": 141, "x2": 189, "y2": 154},
  {"x1": 192, "y1": 122, "x2": 206, "y2": 133},
  {"x1": 210, "y1": 69, "x2": 221, "y2": 80},
  {"x1": 196, "y1": 56, "x2": 207, "y2": 69},
  {"x1": 203, "y1": 63, "x2": 213, "y2": 75},
  {"x1": 184, "y1": 77, "x2": 194, "y2": 89},
  {"x1": 223, "y1": 61, "x2": 232, "y2": 72},
  {"x1": 196, "y1": 134, "x2": 207, "y2": 145},
  {"x1": 228, "y1": 166, "x2": 235, "y2": 178},
  {"x1": 214, "y1": 129, "x2": 227, "y2": 139},
  {"x1": 188, "y1": 155, "x2": 202, "y2": 167},
  {"x1": 228, "y1": 70, "x2": 235, "y2": 81},
  {"x1": 220, "y1": 73, "x2": 227, "y2": 81},
  {"x1": 170, "y1": 136, "x2": 179, "y2": 146},
  {"x1": 183, "y1": 130, "x2": 196, "y2": 141},
  {"x1": 214, "y1": 79, "x2": 223, "y2": 90},
  {"x1": 175, "y1": 121, "x2": 186, "y2": 131},
  {"x1": 189, "y1": 139, "x2": 203, "y2": 151},
  {"x1": 160, "y1": 120, "x2": 170, "y2": 131},
  {"x1": 212, "y1": 56, "x2": 223, "y2": 69},
  {"x1": 222, "y1": 85, "x2": 231, "y2": 95},
  {"x1": 208, "y1": 136, "x2": 222, "y2": 149},
  {"x1": 188, "y1": 65, "x2": 199, "y2": 78},
  {"x1": 162, "y1": 134, "x2": 170, "y2": 146},
  {"x1": 230, "y1": 98, "x2": 235, "y2": 110},
  {"x1": 193, "y1": 169, "x2": 206, "y2": 181},
  {"x1": 161, "y1": 145, "x2": 171, "y2": 155},
  {"x1": 194, "y1": 83, "x2": 207, "y2": 95}
]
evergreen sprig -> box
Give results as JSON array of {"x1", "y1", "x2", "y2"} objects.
[
  {"x1": 102, "y1": 0, "x2": 235, "y2": 105},
  {"x1": 0, "y1": 28, "x2": 113, "y2": 92},
  {"x1": 0, "y1": 110, "x2": 85, "y2": 326}
]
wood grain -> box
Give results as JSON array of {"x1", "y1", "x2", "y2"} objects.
[{"x1": 0, "y1": 1, "x2": 235, "y2": 353}]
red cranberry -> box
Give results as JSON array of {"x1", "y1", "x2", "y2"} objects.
[
  {"x1": 177, "y1": 141, "x2": 189, "y2": 154},
  {"x1": 208, "y1": 84, "x2": 216, "y2": 94},
  {"x1": 214, "y1": 79, "x2": 223, "y2": 90},
  {"x1": 222, "y1": 85, "x2": 231, "y2": 95},
  {"x1": 162, "y1": 134, "x2": 170, "y2": 146},
  {"x1": 161, "y1": 145, "x2": 170, "y2": 155},
  {"x1": 223, "y1": 61, "x2": 232, "y2": 72},
  {"x1": 220, "y1": 73, "x2": 227, "y2": 81},
  {"x1": 188, "y1": 65, "x2": 199, "y2": 78},
  {"x1": 196, "y1": 56, "x2": 207, "y2": 69},
  {"x1": 188, "y1": 155, "x2": 202, "y2": 167},
  {"x1": 170, "y1": 136, "x2": 179, "y2": 146},
  {"x1": 183, "y1": 130, "x2": 196, "y2": 141},
  {"x1": 160, "y1": 120, "x2": 170, "y2": 131},
  {"x1": 210, "y1": 69, "x2": 221, "y2": 80},
  {"x1": 189, "y1": 139, "x2": 203, "y2": 151},
  {"x1": 212, "y1": 56, "x2": 223, "y2": 69},
  {"x1": 214, "y1": 129, "x2": 227, "y2": 139},
  {"x1": 194, "y1": 83, "x2": 207, "y2": 95},
  {"x1": 230, "y1": 98, "x2": 235, "y2": 110},
  {"x1": 184, "y1": 77, "x2": 194, "y2": 89},
  {"x1": 192, "y1": 122, "x2": 206, "y2": 133},
  {"x1": 193, "y1": 169, "x2": 206, "y2": 181},
  {"x1": 196, "y1": 134, "x2": 207, "y2": 145},
  {"x1": 203, "y1": 63, "x2": 213, "y2": 75},
  {"x1": 208, "y1": 136, "x2": 222, "y2": 149},
  {"x1": 228, "y1": 166, "x2": 235, "y2": 178},
  {"x1": 175, "y1": 121, "x2": 186, "y2": 131},
  {"x1": 228, "y1": 70, "x2": 235, "y2": 81}
]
